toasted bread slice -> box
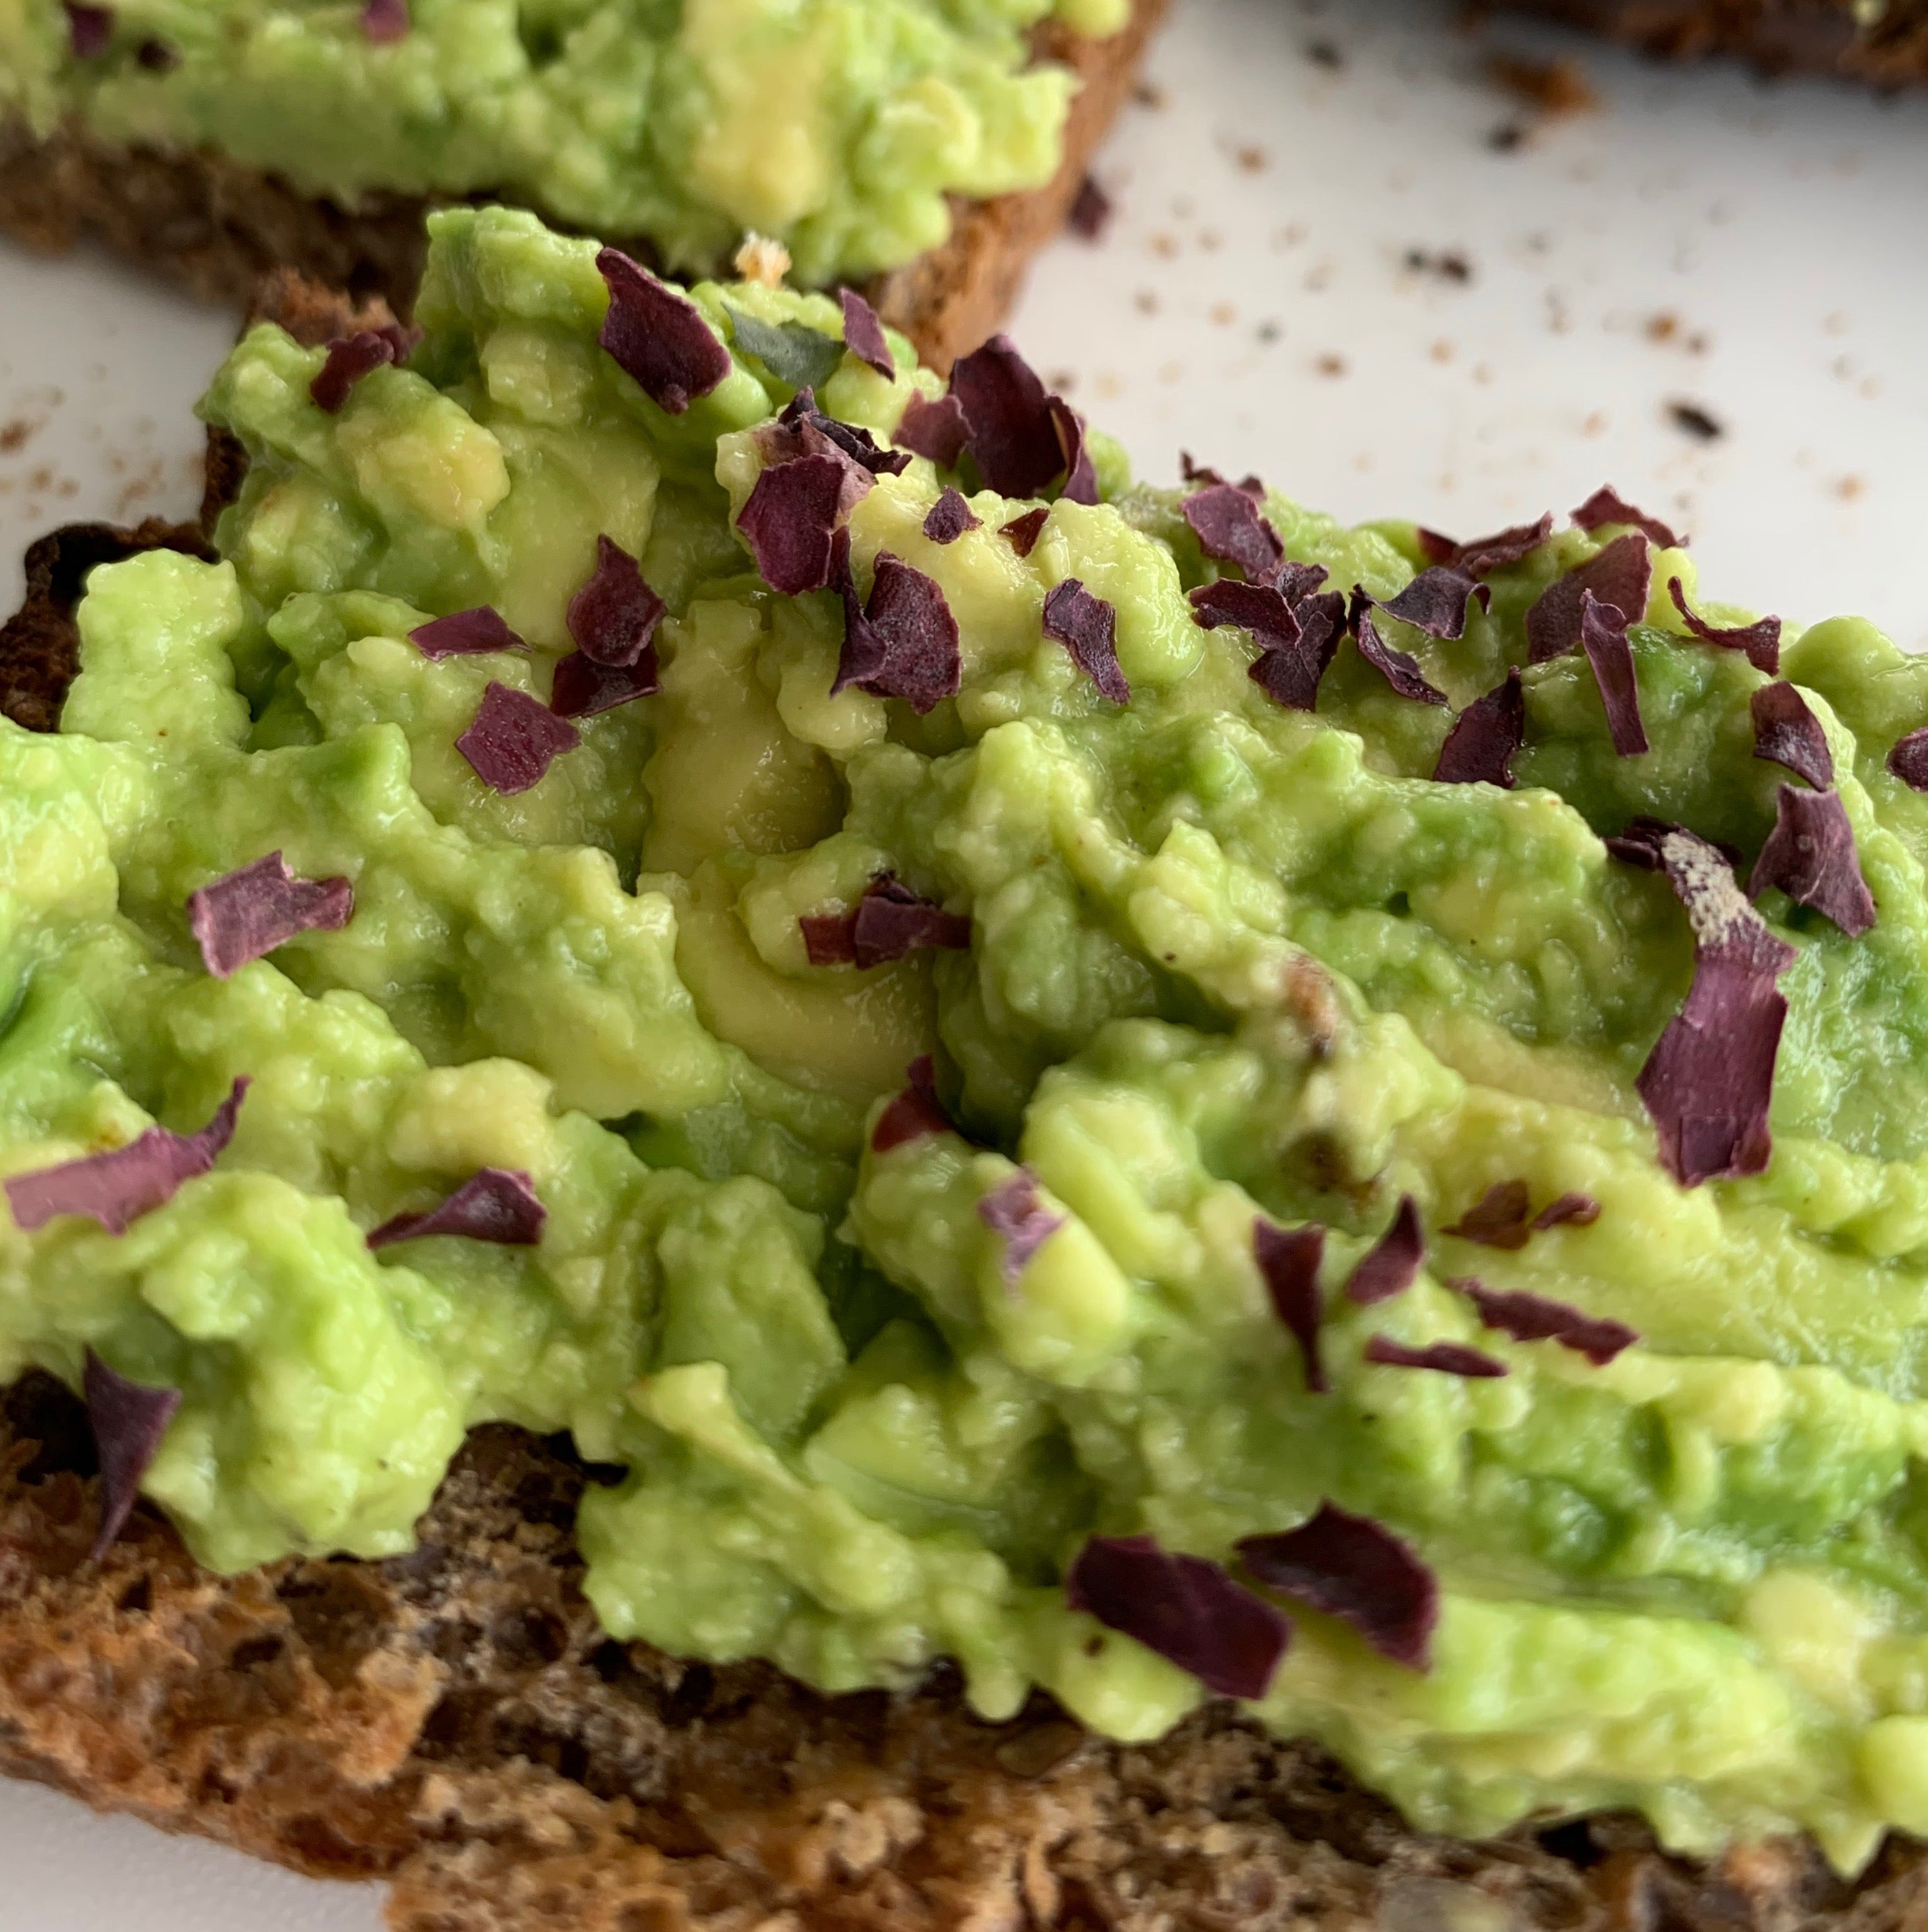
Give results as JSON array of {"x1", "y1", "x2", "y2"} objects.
[
  {"x1": 0, "y1": 1, "x2": 1165, "y2": 372},
  {"x1": 1498, "y1": 0, "x2": 1928, "y2": 84},
  {"x1": 4, "y1": 1367, "x2": 1910, "y2": 1932}
]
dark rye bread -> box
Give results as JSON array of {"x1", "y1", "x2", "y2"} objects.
[
  {"x1": 1500, "y1": 0, "x2": 1928, "y2": 84},
  {"x1": 0, "y1": 0, "x2": 1166, "y2": 373},
  {"x1": 5, "y1": 490, "x2": 1928, "y2": 1932},
  {"x1": 1, "y1": 1368, "x2": 1916, "y2": 1932}
]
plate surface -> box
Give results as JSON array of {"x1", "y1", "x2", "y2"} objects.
[{"x1": 1, "y1": 0, "x2": 1924, "y2": 1924}]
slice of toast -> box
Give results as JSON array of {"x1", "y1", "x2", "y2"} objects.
[
  {"x1": 0, "y1": 1, "x2": 1165, "y2": 372},
  {"x1": 1497, "y1": 0, "x2": 1928, "y2": 84},
  {"x1": 0, "y1": 477, "x2": 1919, "y2": 1932},
  {"x1": 3, "y1": 1365, "x2": 1910, "y2": 1932}
]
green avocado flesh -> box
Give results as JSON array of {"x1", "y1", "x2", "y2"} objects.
[
  {"x1": 15, "y1": 205, "x2": 1928, "y2": 1870},
  {"x1": 0, "y1": 0, "x2": 1126, "y2": 283}
]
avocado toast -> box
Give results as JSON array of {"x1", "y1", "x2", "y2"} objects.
[
  {"x1": 0, "y1": 0, "x2": 1164, "y2": 368},
  {"x1": 8, "y1": 209, "x2": 1928, "y2": 1925}
]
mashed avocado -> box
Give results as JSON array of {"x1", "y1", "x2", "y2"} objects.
[
  {"x1": 0, "y1": 0, "x2": 1127, "y2": 282},
  {"x1": 11, "y1": 205, "x2": 1928, "y2": 1870}
]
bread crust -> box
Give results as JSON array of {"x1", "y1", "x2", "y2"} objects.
[
  {"x1": 1496, "y1": 0, "x2": 1928, "y2": 83},
  {"x1": 0, "y1": 0, "x2": 1167, "y2": 371}
]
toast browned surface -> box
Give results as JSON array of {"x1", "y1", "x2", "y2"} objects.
[
  {"x1": 0, "y1": 1, "x2": 1166, "y2": 372},
  {"x1": 1498, "y1": 0, "x2": 1928, "y2": 83},
  {"x1": 4, "y1": 500, "x2": 1928, "y2": 1931}
]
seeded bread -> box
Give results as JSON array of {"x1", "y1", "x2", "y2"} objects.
[
  {"x1": 3, "y1": 484, "x2": 1927, "y2": 1931},
  {"x1": 3, "y1": 1367, "x2": 1917, "y2": 1932},
  {"x1": 1500, "y1": 0, "x2": 1928, "y2": 84},
  {"x1": 0, "y1": 1, "x2": 1165, "y2": 372}
]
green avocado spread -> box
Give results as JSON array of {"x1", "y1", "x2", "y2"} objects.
[
  {"x1": 13, "y1": 205, "x2": 1928, "y2": 1869},
  {"x1": 0, "y1": 0, "x2": 1127, "y2": 282}
]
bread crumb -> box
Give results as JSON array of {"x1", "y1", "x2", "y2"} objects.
[
  {"x1": 733, "y1": 233, "x2": 791, "y2": 288},
  {"x1": 1487, "y1": 53, "x2": 1598, "y2": 118},
  {"x1": 1316, "y1": 353, "x2": 1347, "y2": 378},
  {"x1": 1667, "y1": 400, "x2": 1724, "y2": 441},
  {"x1": 1646, "y1": 312, "x2": 1679, "y2": 343}
]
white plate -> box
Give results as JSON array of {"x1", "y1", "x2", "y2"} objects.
[{"x1": 1, "y1": 0, "x2": 1924, "y2": 1924}]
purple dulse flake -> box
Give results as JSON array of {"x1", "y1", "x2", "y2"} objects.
[
  {"x1": 65, "y1": 2, "x2": 112, "y2": 57},
  {"x1": 837, "y1": 287, "x2": 895, "y2": 379},
  {"x1": 550, "y1": 651, "x2": 661, "y2": 719},
  {"x1": 1525, "y1": 532, "x2": 1651, "y2": 663},
  {"x1": 1069, "y1": 174, "x2": 1114, "y2": 239},
  {"x1": 977, "y1": 1166, "x2": 1065, "y2": 1283},
  {"x1": 1458, "y1": 1280, "x2": 1638, "y2": 1366},
  {"x1": 949, "y1": 335, "x2": 1068, "y2": 498},
  {"x1": 1345, "y1": 1196, "x2": 1424, "y2": 1305},
  {"x1": 1352, "y1": 608, "x2": 1447, "y2": 707},
  {"x1": 1640, "y1": 949, "x2": 1789, "y2": 1184},
  {"x1": 361, "y1": 0, "x2": 409, "y2": 41},
  {"x1": 1667, "y1": 576, "x2": 1781, "y2": 676},
  {"x1": 1579, "y1": 590, "x2": 1649, "y2": 757},
  {"x1": 803, "y1": 874, "x2": 970, "y2": 970},
  {"x1": 1190, "y1": 581, "x2": 1337, "y2": 713},
  {"x1": 83, "y1": 1351, "x2": 182, "y2": 1562},
  {"x1": 1255, "y1": 1218, "x2": 1327, "y2": 1394},
  {"x1": 1049, "y1": 397, "x2": 1100, "y2": 505},
  {"x1": 1444, "y1": 1179, "x2": 1532, "y2": 1251},
  {"x1": 1607, "y1": 820, "x2": 1796, "y2": 1185},
  {"x1": 895, "y1": 392, "x2": 971, "y2": 468},
  {"x1": 1749, "y1": 784, "x2": 1876, "y2": 936},
  {"x1": 1181, "y1": 453, "x2": 1266, "y2": 500},
  {"x1": 1890, "y1": 730, "x2": 1928, "y2": 792},
  {"x1": 1184, "y1": 483, "x2": 1284, "y2": 585},
  {"x1": 871, "y1": 1055, "x2": 958, "y2": 1153},
  {"x1": 998, "y1": 507, "x2": 1050, "y2": 558},
  {"x1": 1043, "y1": 579, "x2": 1130, "y2": 704},
  {"x1": 567, "y1": 535, "x2": 665, "y2": 667},
  {"x1": 310, "y1": 328, "x2": 409, "y2": 413},
  {"x1": 367, "y1": 1168, "x2": 546, "y2": 1251},
  {"x1": 1418, "y1": 512, "x2": 1553, "y2": 578},
  {"x1": 456, "y1": 682, "x2": 581, "y2": 795},
  {"x1": 1532, "y1": 1192, "x2": 1600, "y2": 1230},
  {"x1": 410, "y1": 606, "x2": 526, "y2": 660},
  {"x1": 1433, "y1": 669, "x2": 1524, "y2": 788},
  {"x1": 1362, "y1": 1336, "x2": 1508, "y2": 1379},
  {"x1": 854, "y1": 875, "x2": 970, "y2": 966},
  {"x1": 767, "y1": 389, "x2": 910, "y2": 481},
  {"x1": 188, "y1": 852, "x2": 353, "y2": 980},
  {"x1": 833, "y1": 549, "x2": 961, "y2": 715},
  {"x1": 738, "y1": 454, "x2": 849, "y2": 595},
  {"x1": 1751, "y1": 682, "x2": 1834, "y2": 790},
  {"x1": 595, "y1": 248, "x2": 731, "y2": 414},
  {"x1": 1189, "y1": 579, "x2": 1299, "y2": 650},
  {"x1": 798, "y1": 911, "x2": 858, "y2": 966},
  {"x1": 1375, "y1": 567, "x2": 1490, "y2": 641},
  {"x1": 1067, "y1": 1534, "x2": 1289, "y2": 1702},
  {"x1": 923, "y1": 488, "x2": 981, "y2": 544},
  {"x1": 1571, "y1": 486, "x2": 1685, "y2": 551},
  {"x1": 1237, "y1": 1500, "x2": 1439, "y2": 1671},
  {"x1": 6, "y1": 1079, "x2": 249, "y2": 1237}
]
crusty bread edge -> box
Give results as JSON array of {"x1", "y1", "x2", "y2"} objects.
[
  {"x1": 1494, "y1": 0, "x2": 1928, "y2": 84},
  {"x1": 0, "y1": 0, "x2": 1166, "y2": 372}
]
